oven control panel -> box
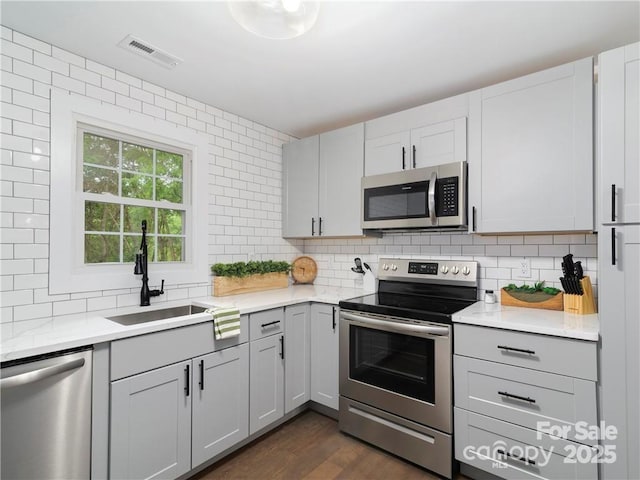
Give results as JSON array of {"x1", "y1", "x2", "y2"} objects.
[{"x1": 379, "y1": 258, "x2": 478, "y2": 286}]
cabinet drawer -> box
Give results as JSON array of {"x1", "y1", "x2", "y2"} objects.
[
  {"x1": 111, "y1": 316, "x2": 249, "y2": 381},
  {"x1": 455, "y1": 408, "x2": 598, "y2": 480},
  {"x1": 249, "y1": 308, "x2": 284, "y2": 341},
  {"x1": 454, "y1": 324, "x2": 597, "y2": 380},
  {"x1": 454, "y1": 356, "x2": 597, "y2": 444}
]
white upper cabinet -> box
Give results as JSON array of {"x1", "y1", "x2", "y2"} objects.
[
  {"x1": 599, "y1": 42, "x2": 640, "y2": 225},
  {"x1": 468, "y1": 57, "x2": 594, "y2": 234},
  {"x1": 282, "y1": 135, "x2": 319, "y2": 238},
  {"x1": 364, "y1": 94, "x2": 469, "y2": 176},
  {"x1": 318, "y1": 123, "x2": 365, "y2": 237},
  {"x1": 282, "y1": 123, "x2": 364, "y2": 238}
]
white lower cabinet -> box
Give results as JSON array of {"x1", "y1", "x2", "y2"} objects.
[
  {"x1": 454, "y1": 324, "x2": 598, "y2": 480},
  {"x1": 310, "y1": 304, "x2": 339, "y2": 410},
  {"x1": 249, "y1": 332, "x2": 284, "y2": 435},
  {"x1": 192, "y1": 344, "x2": 249, "y2": 467},
  {"x1": 110, "y1": 361, "x2": 192, "y2": 480},
  {"x1": 284, "y1": 304, "x2": 311, "y2": 413}
]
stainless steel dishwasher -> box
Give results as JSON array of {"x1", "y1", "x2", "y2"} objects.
[{"x1": 1, "y1": 347, "x2": 92, "y2": 479}]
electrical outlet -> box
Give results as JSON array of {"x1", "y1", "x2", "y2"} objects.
[{"x1": 515, "y1": 257, "x2": 531, "y2": 279}]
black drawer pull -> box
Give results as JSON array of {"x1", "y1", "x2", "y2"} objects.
[
  {"x1": 199, "y1": 359, "x2": 204, "y2": 391},
  {"x1": 611, "y1": 184, "x2": 616, "y2": 222},
  {"x1": 332, "y1": 307, "x2": 336, "y2": 331},
  {"x1": 412, "y1": 145, "x2": 416, "y2": 168},
  {"x1": 402, "y1": 147, "x2": 406, "y2": 170},
  {"x1": 497, "y1": 449, "x2": 536, "y2": 466},
  {"x1": 261, "y1": 320, "x2": 281, "y2": 328},
  {"x1": 184, "y1": 364, "x2": 190, "y2": 397},
  {"x1": 612, "y1": 228, "x2": 616, "y2": 266},
  {"x1": 311, "y1": 217, "x2": 315, "y2": 236},
  {"x1": 498, "y1": 391, "x2": 536, "y2": 404},
  {"x1": 497, "y1": 345, "x2": 536, "y2": 355},
  {"x1": 279, "y1": 335, "x2": 284, "y2": 359}
]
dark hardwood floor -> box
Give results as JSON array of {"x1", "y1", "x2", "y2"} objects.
[{"x1": 191, "y1": 410, "x2": 467, "y2": 480}]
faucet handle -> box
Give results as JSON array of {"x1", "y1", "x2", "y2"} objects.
[{"x1": 159, "y1": 279, "x2": 164, "y2": 294}]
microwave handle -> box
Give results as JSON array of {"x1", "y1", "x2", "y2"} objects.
[{"x1": 428, "y1": 171, "x2": 437, "y2": 225}]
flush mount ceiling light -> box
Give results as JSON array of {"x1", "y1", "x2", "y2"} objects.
[{"x1": 228, "y1": 0, "x2": 320, "y2": 40}]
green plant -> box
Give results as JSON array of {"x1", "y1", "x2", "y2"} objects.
[
  {"x1": 504, "y1": 281, "x2": 561, "y2": 295},
  {"x1": 211, "y1": 260, "x2": 291, "y2": 278}
]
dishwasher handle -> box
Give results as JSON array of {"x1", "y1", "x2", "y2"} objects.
[{"x1": 1, "y1": 357, "x2": 85, "y2": 389}]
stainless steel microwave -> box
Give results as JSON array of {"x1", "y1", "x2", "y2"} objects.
[{"x1": 361, "y1": 161, "x2": 467, "y2": 230}]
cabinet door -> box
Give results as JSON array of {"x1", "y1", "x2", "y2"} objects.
[
  {"x1": 469, "y1": 57, "x2": 593, "y2": 233},
  {"x1": 284, "y1": 304, "x2": 310, "y2": 413},
  {"x1": 282, "y1": 135, "x2": 319, "y2": 237},
  {"x1": 599, "y1": 225, "x2": 640, "y2": 480},
  {"x1": 410, "y1": 117, "x2": 467, "y2": 169},
  {"x1": 249, "y1": 334, "x2": 284, "y2": 434},
  {"x1": 191, "y1": 344, "x2": 249, "y2": 467},
  {"x1": 318, "y1": 123, "x2": 364, "y2": 236},
  {"x1": 364, "y1": 130, "x2": 410, "y2": 176},
  {"x1": 110, "y1": 361, "x2": 191, "y2": 480},
  {"x1": 599, "y1": 42, "x2": 640, "y2": 224},
  {"x1": 310, "y1": 304, "x2": 339, "y2": 410}
]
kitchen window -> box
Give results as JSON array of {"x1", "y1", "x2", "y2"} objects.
[
  {"x1": 50, "y1": 92, "x2": 209, "y2": 295},
  {"x1": 79, "y1": 126, "x2": 189, "y2": 265}
]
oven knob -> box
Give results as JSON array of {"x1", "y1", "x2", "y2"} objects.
[
  {"x1": 382, "y1": 263, "x2": 389, "y2": 271},
  {"x1": 451, "y1": 266, "x2": 459, "y2": 275},
  {"x1": 441, "y1": 265, "x2": 449, "y2": 274},
  {"x1": 462, "y1": 266, "x2": 471, "y2": 276},
  {"x1": 391, "y1": 264, "x2": 398, "y2": 271}
]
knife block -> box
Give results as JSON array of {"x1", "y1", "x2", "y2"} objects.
[{"x1": 563, "y1": 276, "x2": 597, "y2": 315}]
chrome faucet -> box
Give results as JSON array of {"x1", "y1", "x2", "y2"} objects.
[{"x1": 134, "y1": 220, "x2": 164, "y2": 306}]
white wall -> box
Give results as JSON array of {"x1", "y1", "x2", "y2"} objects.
[
  {"x1": 0, "y1": 27, "x2": 598, "y2": 324},
  {"x1": 0, "y1": 27, "x2": 303, "y2": 323}
]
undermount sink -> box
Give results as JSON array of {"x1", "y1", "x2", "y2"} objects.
[{"x1": 107, "y1": 304, "x2": 209, "y2": 326}]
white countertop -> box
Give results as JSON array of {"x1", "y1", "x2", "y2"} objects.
[
  {"x1": 0, "y1": 285, "x2": 363, "y2": 362},
  {"x1": 453, "y1": 301, "x2": 600, "y2": 341}
]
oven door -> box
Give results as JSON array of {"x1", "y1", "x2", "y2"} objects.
[{"x1": 339, "y1": 310, "x2": 452, "y2": 433}]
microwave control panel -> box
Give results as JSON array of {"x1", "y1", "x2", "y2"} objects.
[{"x1": 436, "y1": 177, "x2": 459, "y2": 217}]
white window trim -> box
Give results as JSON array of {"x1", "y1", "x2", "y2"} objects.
[{"x1": 50, "y1": 91, "x2": 209, "y2": 295}]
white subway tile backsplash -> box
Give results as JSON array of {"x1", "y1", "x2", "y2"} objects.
[
  {"x1": 52, "y1": 47, "x2": 84, "y2": 67},
  {"x1": 1, "y1": 71, "x2": 34, "y2": 93},
  {"x1": 13, "y1": 32, "x2": 51, "y2": 55},
  {"x1": 52, "y1": 299, "x2": 86, "y2": 316},
  {"x1": 34, "y1": 52, "x2": 69, "y2": 76},
  {"x1": 1, "y1": 38, "x2": 32, "y2": 62},
  {"x1": 14, "y1": 302, "x2": 52, "y2": 321},
  {"x1": 14, "y1": 59, "x2": 51, "y2": 84},
  {"x1": 52, "y1": 72, "x2": 84, "y2": 94}
]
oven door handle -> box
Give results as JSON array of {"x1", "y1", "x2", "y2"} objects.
[{"x1": 340, "y1": 312, "x2": 450, "y2": 337}]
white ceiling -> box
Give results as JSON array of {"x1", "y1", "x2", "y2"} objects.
[{"x1": 2, "y1": 1, "x2": 639, "y2": 138}]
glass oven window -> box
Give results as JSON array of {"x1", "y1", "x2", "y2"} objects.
[{"x1": 349, "y1": 324, "x2": 435, "y2": 403}]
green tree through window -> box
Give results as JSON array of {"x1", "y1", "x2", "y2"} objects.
[{"x1": 81, "y1": 128, "x2": 188, "y2": 264}]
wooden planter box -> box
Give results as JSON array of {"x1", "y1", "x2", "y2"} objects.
[
  {"x1": 212, "y1": 272, "x2": 289, "y2": 297},
  {"x1": 500, "y1": 288, "x2": 564, "y2": 311}
]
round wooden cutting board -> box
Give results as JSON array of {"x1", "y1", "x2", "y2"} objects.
[{"x1": 291, "y1": 256, "x2": 318, "y2": 284}]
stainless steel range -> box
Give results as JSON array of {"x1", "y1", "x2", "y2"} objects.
[{"x1": 338, "y1": 257, "x2": 478, "y2": 479}]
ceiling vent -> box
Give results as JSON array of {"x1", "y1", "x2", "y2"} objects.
[{"x1": 117, "y1": 35, "x2": 183, "y2": 70}]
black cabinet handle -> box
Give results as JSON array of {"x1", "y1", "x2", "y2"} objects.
[
  {"x1": 261, "y1": 320, "x2": 281, "y2": 328},
  {"x1": 279, "y1": 335, "x2": 284, "y2": 359},
  {"x1": 412, "y1": 145, "x2": 416, "y2": 168},
  {"x1": 185, "y1": 364, "x2": 190, "y2": 397},
  {"x1": 498, "y1": 390, "x2": 536, "y2": 404},
  {"x1": 472, "y1": 206, "x2": 477, "y2": 232},
  {"x1": 611, "y1": 184, "x2": 616, "y2": 222},
  {"x1": 319, "y1": 217, "x2": 323, "y2": 236},
  {"x1": 311, "y1": 217, "x2": 315, "y2": 236},
  {"x1": 496, "y1": 449, "x2": 536, "y2": 466},
  {"x1": 402, "y1": 147, "x2": 406, "y2": 170},
  {"x1": 332, "y1": 307, "x2": 336, "y2": 331},
  {"x1": 497, "y1": 345, "x2": 536, "y2": 355},
  {"x1": 199, "y1": 359, "x2": 204, "y2": 391},
  {"x1": 612, "y1": 228, "x2": 616, "y2": 266}
]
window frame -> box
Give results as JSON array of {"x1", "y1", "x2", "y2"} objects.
[
  {"x1": 77, "y1": 124, "x2": 191, "y2": 266},
  {"x1": 50, "y1": 91, "x2": 209, "y2": 295}
]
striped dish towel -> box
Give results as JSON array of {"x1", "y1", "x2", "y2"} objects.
[{"x1": 206, "y1": 307, "x2": 241, "y2": 340}]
